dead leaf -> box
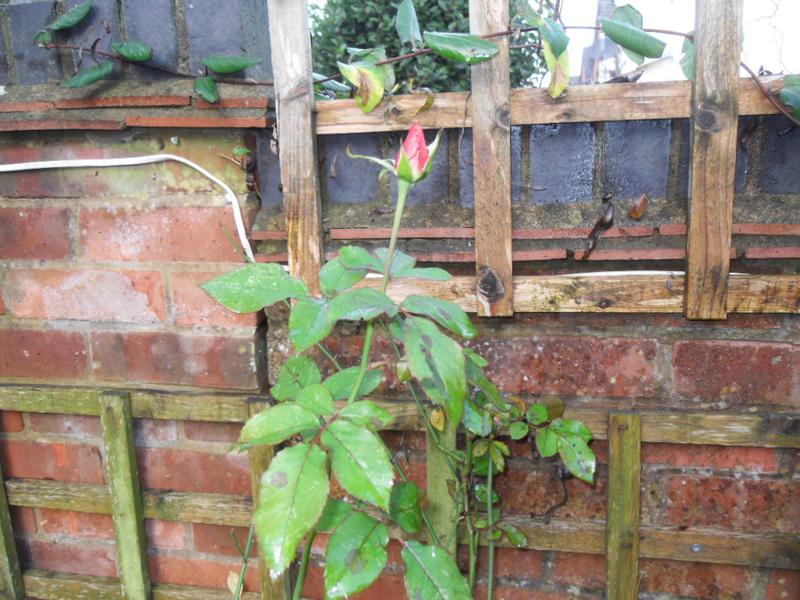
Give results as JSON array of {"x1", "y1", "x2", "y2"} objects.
[
  {"x1": 629, "y1": 193, "x2": 648, "y2": 220},
  {"x1": 430, "y1": 407, "x2": 446, "y2": 432},
  {"x1": 226, "y1": 571, "x2": 239, "y2": 595}
]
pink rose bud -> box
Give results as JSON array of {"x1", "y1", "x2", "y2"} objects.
[{"x1": 395, "y1": 122, "x2": 441, "y2": 184}]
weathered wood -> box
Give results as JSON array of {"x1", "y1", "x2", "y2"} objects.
[
  {"x1": 0, "y1": 386, "x2": 102, "y2": 416},
  {"x1": 267, "y1": 0, "x2": 323, "y2": 293},
  {"x1": 606, "y1": 413, "x2": 642, "y2": 600},
  {"x1": 314, "y1": 78, "x2": 781, "y2": 135},
  {"x1": 684, "y1": 0, "x2": 743, "y2": 319},
  {"x1": 99, "y1": 392, "x2": 150, "y2": 600},
  {"x1": 470, "y1": 0, "x2": 513, "y2": 316},
  {"x1": 426, "y1": 420, "x2": 458, "y2": 554},
  {"x1": 0, "y1": 462, "x2": 24, "y2": 599}
]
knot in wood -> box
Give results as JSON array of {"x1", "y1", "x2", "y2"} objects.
[
  {"x1": 477, "y1": 266, "x2": 505, "y2": 302},
  {"x1": 496, "y1": 105, "x2": 511, "y2": 130},
  {"x1": 695, "y1": 102, "x2": 725, "y2": 132}
]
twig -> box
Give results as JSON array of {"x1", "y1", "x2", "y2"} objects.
[{"x1": 741, "y1": 61, "x2": 800, "y2": 127}]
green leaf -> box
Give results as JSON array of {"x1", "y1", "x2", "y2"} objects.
[
  {"x1": 401, "y1": 294, "x2": 476, "y2": 339},
  {"x1": 238, "y1": 404, "x2": 320, "y2": 449},
  {"x1": 339, "y1": 246, "x2": 383, "y2": 271},
  {"x1": 463, "y1": 398, "x2": 492, "y2": 436},
  {"x1": 33, "y1": 30, "x2": 53, "y2": 47},
  {"x1": 271, "y1": 356, "x2": 321, "y2": 402},
  {"x1": 780, "y1": 77, "x2": 800, "y2": 118},
  {"x1": 680, "y1": 36, "x2": 695, "y2": 80},
  {"x1": 61, "y1": 61, "x2": 113, "y2": 88},
  {"x1": 322, "y1": 418, "x2": 394, "y2": 510},
  {"x1": 389, "y1": 481, "x2": 424, "y2": 533},
  {"x1": 232, "y1": 145, "x2": 251, "y2": 157},
  {"x1": 111, "y1": 40, "x2": 152, "y2": 62},
  {"x1": 600, "y1": 18, "x2": 666, "y2": 60},
  {"x1": 401, "y1": 541, "x2": 472, "y2": 600},
  {"x1": 193, "y1": 76, "x2": 219, "y2": 103},
  {"x1": 316, "y1": 498, "x2": 353, "y2": 532},
  {"x1": 549, "y1": 418, "x2": 592, "y2": 443},
  {"x1": 289, "y1": 297, "x2": 332, "y2": 352},
  {"x1": 610, "y1": 4, "x2": 645, "y2": 64},
  {"x1": 509, "y1": 421, "x2": 529, "y2": 440},
  {"x1": 471, "y1": 453, "x2": 500, "y2": 477},
  {"x1": 395, "y1": 0, "x2": 422, "y2": 48},
  {"x1": 473, "y1": 482, "x2": 498, "y2": 505},
  {"x1": 255, "y1": 443, "x2": 329, "y2": 577},
  {"x1": 535, "y1": 427, "x2": 557, "y2": 457},
  {"x1": 542, "y1": 38, "x2": 569, "y2": 99},
  {"x1": 328, "y1": 288, "x2": 398, "y2": 322},
  {"x1": 314, "y1": 72, "x2": 352, "y2": 94},
  {"x1": 557, "y1": 434, "x2": 596, "y2": 483},
  {"x1": 499, "y1": 523, "x2": 527, "y2": 548},
  {"x1": 203, "y1": 54, "x2": 262, "y2": 74},
  {"x1": 48, "y1": 1, "x2": 92, "y2": 30},
  {"x1": 374, "y1": 247, "x2": 416, "y2": 275},
  {"x1": 526, "y1": 403, "x2": 549, "y2": 425},
  {"x1": 538, "y1": 17, "x2": 569, "y2": 57},
  {"x1": 394, "y1": 266, "x2": 452, "y2": 281},
  {"x1": 325, "y1": 511, "x2": 389, "y2": 598},
  {"x1": 403, "y1": 316, "x2": 466, "y2": 425},
  {"x1": 339, "y1": 400, "x2": 394, "y2": 430},
  {"x1": 465, "y1": 357, "x2": 506, "y2": 411},
  {"x1": 337, "y1": 60, "x2": 385, "y2": 113},
  {"x1": 295, "y1": 383, "x2": 334, "y2": 416},
  {"x1": 320, "y1": 256, "x2": 367, "y2": 296},
  {"x1": 202, "y1": 263, "x2": 308, "y2": 313},
  {"x1": 465, "y1": 348, "x2": 488, "y2": 368},
  {"x1": 489, "y1": 440, "x2": 510, "y2": 473},
  {"x1": 423, "y1": 32, "x2": 498, "y2": 65},
  {"x1": 345, "y1": 47, "x2": 395, "y2": 91},
  {"x1": 323, "y1": 367, "x2": 383, "y2": 401}
]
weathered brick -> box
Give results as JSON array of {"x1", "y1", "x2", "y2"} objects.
[
  {"x1": 672, "y1": 340, "x2": 800, "y2": 408},
  {"x1": 183, "y1": 421, "x2": 243, "y2": 443},
  {"x1": 0, "y1": 329, "x2": 87, "y2": 380},
  {"x1": 10, "y1": 507, "x2": 37, "y2": 535},
  {"x1": 4, "y1": 269, "x2": 166, "y2": 323},
  {"x1": 137, "y1": 447, "x2": 250, "y2": 495},
  {"x1": 193, "y1": 523, "x2": 250, "y2": 557},
  {"x1": 640, "y1": 559, "x2": 750, "y2": 598},
  {"x1": 302, "y1": 564, "x2": 406, "y2": 600},
  {"x1": 0, "y1": 207, "x2": 70, "y2": 259},
  {"x1": 642, "y1": 443, "x2": 778, "y2": 473},
  {"x1": 80, "y1": 207, "x2": 250, "y2": 263},
  {"x1": 473, "y1": 584, "x2": 570, "y2": 600},
  {"x1": 171, "y1": 271, "x2": 261, "y2": 328},
  {"x1": 767, "y1": 569, "x2": 800, "y2": 600},
  {"x1": 0, "y1": 440, "x2": 104, "y2": 484},
  {"x1": 0, "y1": 411, "x2": 24, "y2": 433},
  {"x1": 149, "y1": 554, "x2": 259, "y2": 591},
  {"x1": 37, "y1": 509, "x2": 114, "y2": 539},
  {"x1": 28, "y1": 413, "x2": 102, "y2": 438},
  {"x1": 146, "y1": 520, "x2": 188, "y2": 550},
  {"x1": 19, "y1": 539, "x2": 117, "y2": 578},
  {"x1": 551, "y1": 551, "x2": 605, "y2": 589},
  {"x1": 134, "y1": 419, "x2": 178, "y2": 444},
  {"x1": 90, "y1": 331, "x2": 259, "y2": 390}
]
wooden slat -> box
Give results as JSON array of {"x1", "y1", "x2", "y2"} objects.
[
  {"x1": 267, "y1": 0, "x2": 323, "y2": 293},
  {"x1": 0, "y1": 462, "x2": 24, "y2": 599},
  {"x1": 470, "y1": 0, "x2": 513, "y2": 316},
  {"x1": 426, "y1": 421, "x2": 458, "y2": 554},
  {"x1": 606, "y1": 413, "x2": 642, "y2": 600},
  {"x1": 684, "y1": 0, "x2": 743, "y2": 319}
]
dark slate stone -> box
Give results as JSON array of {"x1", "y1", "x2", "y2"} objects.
[
  {"x1": 757, "y1": 114, "x2": 800, "y2": 194},
  {"x1": 458, "y1": 129, "x2": 474, "y2": 207},
  {"x1": 511, "y1": 125, "x2": 522, "y2": 203},
  {"x1": 320, "y1": 132, "x2": 383, "y2": 204},
  {"x1": 673, "y1": 118, "x2": 691, "y2": 199},
  {"x1": 390, "y1": 129, "x2": 450, "y2": 206},
  {"x1": 65, "y1": 0, "x2": 121, "y2": 73},
  {"x1": 122, "y1": 0, "x2": 179, "y2": 79},
  {"x1": 256, "y1": 128, "x2": 282, "y2": 209},
  {"x1": 9, "y1": 1, "x2": 62, "y2": 84},
  {"x1": 603, "y1": 119, "x2": 670, "y2": 200},
  {"x1": 528, "y1": 123, "x2": 595, "y2": 204},
  {"x1": 0, "y1": 8, "x2": 9, "y2": 86},
  {"x1": 239, "y1": 0, "x2": 272, "y2": 80}
]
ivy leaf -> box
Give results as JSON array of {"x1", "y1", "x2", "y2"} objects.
[
  {"x1": 609, "y1": 4, "x2": 645, "y2": 64},
  {"x1": 202, "y1": 263, "x2": 308, "y2": 313},
  {"x1": 401, "y1": 541, "x2": 472, "y2": 600},
  {"x1": 389, "y1": 481, "x2": 424, "y2": 533},
  {"x1": 395, "y1": 0, "x2": 422, "y2": 48},
  {"x1": 509, "y1": 421, "x2": 529, "y2": 440},
  {"x1": 238, "y1": 404, "x2": 320, "y2": 449},
  {"x1": 193, "y1": 76, "x2": 219, "y2": 103},
  {"x1": 320, "y1": 256, "x2": 367, "y2": 296},
  {"x1": 537, "y1": 17, "x2": 569, "y2": 57},
  {"x1": 322, "y1": 419, "x2": 394, "y2": 510},
  {"x1": 289, "y1": 296, "x2": 333, "y2": 352},
  {"x1": 780, "y1": 75, "x2": 800, "y2": 118},
  {"x1": 337, "y1": 61, "x2": 386, "y2": 113},
  {"x1": 526, "y1": 403, "x2": 549, "y2": 426},
  {"x1": 401, "y1": 294, "x2": 476, "y2": 339},
  {"x1": 600, "y1": 18, "x2": 666, "y2": 60},
  {"x1": 404, "y1": 316, "x2": 466, "y2": 426},
  {"x1": 271, "y1": 356, "x2": 321, "y2": 402},
  {"x1": 535, "y1": 427, "x2": 557, "y2": 457},
  {"x1": 316, "y1": 498, "x2": 353, "y2": 532},
  {"x1": 325, "y1": 511, "x2": 389, "y2": 599},
  {"x1": 556, "y1": 434, "x2": 596, "y2": 483},
  {"x1": 338, "y1": 400, "x2": 394, "y2": 430},
  {"x1": 328, "y1": 288, "x2": 398, "y2": 322},
  {"x1": 295, "y1": 383, "x2": 334, "y2": 417},
  {"x1": 255, "y1": 443, "x2": 329, "y2": 577},
  {"x1": 680, "y1": 36, "x2": 695, "y2": 80},
  {"x1": 48, "y1": 1, "x2": 92, "y2": 30},
  {"x1": 203, "y1": 54, "x2": 262, "y2": 74},
  {"x1": 542, "y1": 38, "x2": 569, "y2": 99},
  {"x1": 111, "y1": 40, "x2": 153, "y2": 62},
  {"x1": 423, "y1": 32, "x2": 498, "y2": 65},
  {"x1": 61, "y1": 61, "x2": 113, "y2": 88}
]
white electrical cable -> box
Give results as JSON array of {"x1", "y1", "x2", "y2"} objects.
[{"x1": 0, "y1": 153, "x2": 255, "y2": 262}]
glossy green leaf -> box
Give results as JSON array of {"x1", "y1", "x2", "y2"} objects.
[
  {"x1": 542, "y1": 38, "x2": 569, "y2": 99},
  {"x1": 394, "y1": 266, "x2": 451, "y2": 281},
  {"x1": 338, "y1": 400, "x2": 394, "y2": 430},
  {"x1": 535, "y1": 427, "x2": 557, "y2": 457},
  {"x1": 473, "y1": 482, "x2": 498, "y2": 505},
  {"x1": 325, "y1": 511, "x2": 389, "y2": 598},
  {"x1": 271, "y1": 356, "x2": 321, "y2": 402},
  {"x1": 403, "y1": 316, "x2": 466, "y2": 425},
  {"x1": 779, "y1": 75, "x2": 800, "y2": 118},
  {"x1": 465, "y1": 348, "x2": 488, "y2": 368},
  {"x1": 322, "y1": 367, "x2": 383, "y2": 401},
  {"x1": 395, "y1": 0, "x2": 422, "y2": 48},
  {"x1": 610, "y1": 4, "x2": 645, "y2": 64},
  {"x1": 295, "y1": 383, "x2": 334, "y2": 417},
  {"x1": 600, "y1": 18, "x2": 666, "y2": 60},
  {"x1": 48, "y1": 1, "x2": 92, "y2": 30},
  {"x1": 238, "y1": 404, "x2": 320, "y2": 449},
  {"x1": 202, "y1": 263, "x2": 307, "y2": 313},
  {"x1": 463, "y1": 398, "x2": 492, "y2": 436},
  {"x1": 680, "y1": 36, "x2": 695, "y2": 80},
  {"x1": 339, "y1": 246, "x2": 383, "y2": 271},
  {"x1": 423, "y1": 32, "x2": 498, "y2": 65},
  {"x1": 111, "y1": 40, "x2": 152, "y2": 62},
  {"x1": 374, "y1": 247, "x2": 415, "y2": 275},
  {"x1": 193, "y1": 76, "x2": 219, "y2": 103},
  {"x1": 33, "y1": 30, "x2": 53, "y2": 47},
  {"x1": 314, "y1": 72, "x2": 352, "y2": 94},
  {"x1": 557, "y1": 434, "x2": 596, "y2": 483},
  {"x1": 337, "y1": 60, "x2": 385, "y2": 113},
  {"x1": 499, "y1": 523, "x2": 527, "y2": 548},
  {"x1": 538, "y1": 17, "x2": 569, "y2": 57},
  {"x1": 316, "y1": 498, "x2": 353, "y2": 532},
  {"x1": 550, "y1": 418, "x2": 592, "y2": 442},
  {"x1": 319, "y1": 256, "x2": 367, "y2": 296},
  {"x1": 401, "y1": 295, "x2": 476, "y2": 339},
  {"x1": 345, "y1": 47, "x2": 395, "y2": 91},
  {"x1": 255, "y1": 443, "x2": 329, "y2": 577},
  {"x1": 465, "y1": 357, "x2": 506, "y2": 410},
  {"x1": 322, "y1": 418, "x2": 394, "y2": 510},
  {"x1": 471, "y1": 453, "x2": 500, "y2": 477},
  {"x1": 509, "y1": 421, "x2": 529, "y2": 440},
  {"x1": 526, "y1": 403, "x2": 549, "y2": 425},
  {"x1": 61, "y1": 61, "x2": 113, "y2": 88},
  {"x1": 389, "y1": 481, "x2": 424, "y2": 533},
  {"x1": 328, "y1": 288, "x2": 397, "y2": 322},
  {"x1": 289, "y1": 296, "x2": 333, "y2": 352},
  {"x1": 203, "y1": 54, "x2": 262, "y2": 74},
  {"x1": 401, "y1": 541, "x2": 472, "y2": 600},
  {"x1": 489, "y1": 440, "x2": 509, "y2": 473}
]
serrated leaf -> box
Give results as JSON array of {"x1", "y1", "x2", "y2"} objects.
[
  {"x1": 289, "y1": 297, "x2": 332, "y2": 352},
  {"x1": 600, "y1": 18, "x2": 666, "y2": 60},
  {"x1": 271, "y1": 356, "x2": 321, "y2": 402},
  {"x1": 48, "y1": 1, "x2": 92, "y2": 30},
  {"x1": 255, "y1": 443, "x2": 329, "y2": 577},
  {"x1": 473, "y1": 482, "x2": 498, "y2": 505},
  {"x1": 325, "y1": 511, "x2": 388, "y2": 599},
  {"x1": 557, "y1": 434, "x2": 596, "y2": 483},
  {"x1": 320, "y1": 256, "x2": 367, "y2": 296},
  {"x1": 238, "y1": 404, "x2": 320, "y2": 449},
  {"x1": 193, "y1": 76, "x2": 218, "y2": 103},
  {"x1": 33, "y1": 30, "x2": 53, "y2": 47},
  {"x1": 374, "y1": 247, "x2": 416, "y2": 275},
  {"x1": 394, "y1": 266, "x2": 452, "y2": 281},
  {"x1": 203, "y1": 54, "x2": 262, "y2": 74},
  {"x1": 463, "y1": 398, "x2": 492, "y2": 436},
  {"x1": 322, "y1": 419, "x2": 394, "y2": 510},
  {"x1": 680, "y1": 36, "x2": 695, "y2": 80},
  {"x1": 401, "y1": 294, "x2": 476, "y2": 339},
  {"x1": 550, "y1": 418, "x2": 592, "y2": 442},
  {"x1": 316, "y1": 498, "x2": 353, "y2": 532},
  {"x1": 526, "y1": 403, "x2": 549, "y2": 425},
  {"x1": 509, "y1": 421, "x2": 529, "y2": 440},
  {"x1": 339, "y1": 246, "x2": 383, "y2": 271},
  {"x1": 423, "y1": 32, "x2": 498, "y2": 65},
  {"x1": 202, "y1": 263, "x2": 308, "y2": 313},
  {"x1": 471, "y1": 453, "x2": 500, "y2": 477},
  {"x1": 338, "y1": 400, "x2": 394, "y2": 430},
  {"x1": 111, "y1": 40, "x2": 152, "y2": 62},
  {"x1": 337, "y1": 60, "x2": 385, "y2": 113},
  {"x1": 322, "y1": 367, "x2": 383, "y2": 401},
  {"x1": 295, "y1": 383, "x2": 334, "y2": 416},
  {"x1": 542, "y1": 39, "x2": 569, "y2": 99},
  {"x1": 395, "y1": 0, "x2": 422, "y2": 48},
  {"x1": 538, "y1": 17, "x2": 569, "y2": 57},
  {"x1": 499, "y1": 523, "x2": 527, "y2": 548},
  {"x1": 61, "y1": 61, "x2": 113, "y2": 88},
  {"x1": 401, "y1": 541, "x2": 472, "y2": 600},
  {"x1": 535, "y1": 427, "x2": 557, "y2": 457},
  {"x1": 610, "y1": 4, "x2": 645, "y2": 64},
  {"x1": 389, "y1": 481, "x2": 424, "y2": 533},
  {"x1": 328, "y1": 288, "x2": 397, "y2": 322}
]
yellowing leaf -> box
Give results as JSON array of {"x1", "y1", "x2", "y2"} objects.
[
  {"x1": 543, "y1": 39, "x2": 569, "y2": 99},
  {"x1": 430, "y1": 407, "x2": 446, "y2": 432},
  {"x1": 337, "y1": 61, "x2": 386, "y2": 113}
]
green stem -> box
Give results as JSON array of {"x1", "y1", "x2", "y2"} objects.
[
  {"x1": 316, "y1": 342, "x2": 342, "y2": 371},
  {"x1": 233, "y1": 526, "x2": 255, "y2": 600},
  {"x1": 486, "y1": 450, "x2": 496, "y2": 600},
  {"x1": 464, "y1": 436, "x2": 477, "y2": 592},
  {"x1": 292, "y1": 531, "x2": 316, "y2": 600}
]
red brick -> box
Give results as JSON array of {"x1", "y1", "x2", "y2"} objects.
[
  {"x1": 183, "y1": 421, "x2": 243, "y2": 443},
  {"x1": 146, "y1": 520, "x2": 188, "y2": 550},
  {"x1": 28, "y1": 413, "x2": 102, "y2": 437},
  {"x1": 193, "y1": 523, "x2": 250, "y2": 556},
  {"x1": 302, "y1": 564, "x2": 406, "y2": 600},
  {"x1": 38, "y1": 509, "x2": 115, "y2": 539},
  {"x1": 90, "y1": 331, "x2": 258, "y2": 390},
  {"x1": 642, "y1": 443, "x2": 778, "y2": 472},
  {"x1": 125, "y1": 116, "x2": 267, "y2": 128},
  {"x1": 10, "y1": 507, "x2": 37, "y2": 535},
  {"x1": 767, "y1": 569, "x2": 800, "y2": 600},
  {"x1": 171, "y1": 271, "x2": 260, "y2": 328},
  {"x1": 479, "y1": 337, "x2": 658, "y2": 398},
  {"x1": 473, "y1": 585, "x2": 569, "y2": 600},
  {"x1": 551, "y1": 552, "x2": 605, "y2": 589},
  {"x1": 19, "y1": 539, "x2": 116, "y2": 577},
  {"x1": 79, "y1": 207, "x2": 250, "y2": 263},
  {"x1": 54, "y1": 95, "x2": 190, "y2": 109},
  {"x1": 0, "y1": 207, "x2": 70, "y2": 259},
  {"x1": 0, "y1": 329, "x2": 87, "y2": 380},
  {"x1": 0, "y1": 119, "x2": 123, "y2": 132},
  {"x1": 745, "y1": 246, "x2": 800, "y2": 259},
  {"x1": 573, "y1": 247, "x2": 686, "y2": 261},
  {"x1": 734, "y1": 224, "x2": 800, "y2": 236},
  {"x1": 148, "y1": 554, "x2": 259, "y2": 591},
  {"x1": 0, "y1": 101, "x2": 54, "y2": 113},
  {"x1": 0, "y1": 411, "x2": 24, "y2": 432},
  {"x1": 138, "y1": 447, "x2": 250, "y2": 495},
  {"x1": 0, "y1": 440, "x2": 104, "y2": 483},
  {"x1": 194, "y1": 97, "x2": 269, "y2": 109},
  {"x1": 672, "y1": 340, "x2": 800, "y2": 408},
  {"x1": 640, "y1": 559, "x2": 750, "y2": 598},
  {"x1": 4, "y1": 269, "x2": 166, "y2": 323},
  {"x1": 134, "y1": 419, "x2": 178, "y2": 444}
]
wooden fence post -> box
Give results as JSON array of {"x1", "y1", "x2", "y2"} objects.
[
  {"x1": 0, "y1": 460, "x2": 24, "y2": 599},
  {"x1": 426, "y1": 422, "x2": 458, "y2": 554},
  {"x1": 100, "y1": 391, "x2": 151, "y2": 600}
]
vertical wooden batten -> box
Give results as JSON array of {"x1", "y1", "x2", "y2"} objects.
[
  {"x1": 267, "y1": 0, "x2": 324, "y2": 293},
  {"x1": 470, "y1": 0, "x2": 514, "y2": 316},
  {"x1": 684, "y1": 0, "x2": 743, "y2": 319},
  {"x1": 0, "y1": 460, "x2": 24, "y2": 599}
]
